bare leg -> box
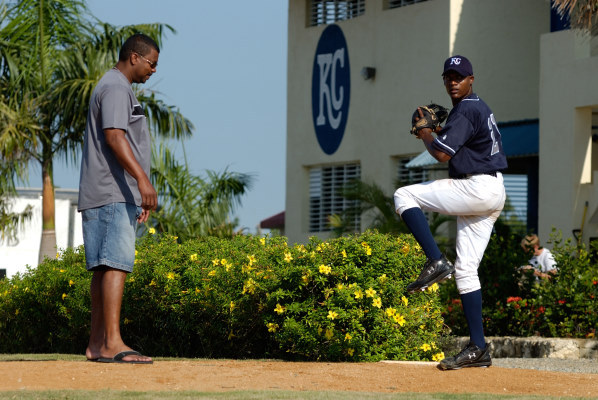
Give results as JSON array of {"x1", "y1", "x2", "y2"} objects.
[
  {"x1": 87, "y1": 267, "x2": 151, "y2": 363},
  {"x1": 86, "y1": 270, "x2": 106, "y2": 360}
]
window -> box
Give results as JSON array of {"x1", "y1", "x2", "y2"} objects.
[
  {"x1": 308, "y1": 0, "x2": 365, "y2": 27},
  {"x1": 309, "y1": 163, "x2": 361, "y2": 232},
  {"x1": 385, "y1": 0, "x2": 429, "y2": 10},
  {"x1": 501, "y1": 174, "x2": 528, "y2": 233},
  {"x1": 397, "y1": 156, "x2": 429, "y2": 185}
]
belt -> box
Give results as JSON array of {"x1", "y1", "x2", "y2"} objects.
[{"x1": 454, "y1": 172, "x2": 497, "y2": 179}]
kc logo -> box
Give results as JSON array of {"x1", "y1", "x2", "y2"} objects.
[
  {"x1": 450, "y1": 57, "x2": 462, "y2": 65},
  {"x1": 311, "y1": 24, "x2": 350, "y2": 155}
]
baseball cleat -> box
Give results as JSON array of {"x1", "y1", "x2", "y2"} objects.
[
  {"x1": 438, "y1": 341, "x2": 492, "y2": 370},
  {"x1": 406, "y1": 255, "x2": 455, "y2": 293}
]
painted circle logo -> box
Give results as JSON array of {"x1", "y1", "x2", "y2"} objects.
[{"x1": 311, "y1": 24, "x2": 350, "y2": 155}]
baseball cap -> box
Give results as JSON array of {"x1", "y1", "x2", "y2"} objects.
[{"x1": 442, "y1": 55, "x2": 473, "y2": 77}]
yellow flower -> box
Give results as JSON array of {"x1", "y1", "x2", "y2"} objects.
[
  {"x1": 420, "y1": 343, "x2": 431, "y2": 352},
  {"x1": 230, "y1": 301, "x2": 235, "y2": 312},
  {"x1": 378, "y1": 274, "x2": 387, "y2": 283},
  {"x1": 361, "y1": 242, "x2": 372, "y2": 255},
  {"x1": 347, "y1": 348, "x2": 355, "y2": 356},
  {"x1": 344, "y1": 333, "x2": 352, "y2": 341},
  {"x1": 61, "y1": 293, "x2": 67, "y2": 300},
  {"x1": 124, "y1": 318, "x2": 131, "y2": 325},
  {"x1": 401, "y1": 244, "x2": 410, "y2": 255},
  {"x1": 68, "y1": 280, "x2": 75, "y2": 287},
  {"x1": 166, "y1": 272, "x2": 175, "y2": 280},
  {"x1": 324, "y1": 328, "x2": 334, "y2": 340},
  {"x1": 221, "y1": 258, "x2": 227, "y2": 266},
  {"x1": 212, "y1": 259, "x2": 219, "y2": 266},
  {"x1": 427, "y1": 283, "x2": 439, "y2": 292},
  {"x1": 401, "y1": 296, "x2": 409, "y2": 306},
  {"x1": 148, "y1": 227, "x2": 156, "y2": 235},
  {"x1": 267, "y1": 322, "x2": 279, "y2": 332},
  {"x1": 393, "y1": 314, "x2": 406, "y2": 326},
  {"x1": 208, "y1": 270, "x2": 216, "y2": 276},
  {"x1": 274, "y1": 303, "x2": 285, "y2": 314},
  {"x1": 242, "y1": 278, "x2": 257, "y2": 295},
  {"x1": 319, "y1": 264, "x2": 332, "y2": 275},
  {"x1": 341, "y1": 249, "x2": 347, "y2": 258},
  {"x1": 260, "y1": 237, "x2": 266, "y2": 245},
  {"x1": 302, "y1": 274, "x2": 309, "y2": 284},
  {"x1": 432, "y1": 352, "x2": 445, "y2": 362},
  {"x1": 372, "y1": 297, "x2": 382, "y2": 308},
  {"x1": 56, "y1": 252, "x2": 60, "y2": 259},
  {"x1": 365, "y1": 287, "x2": 376, "y2": 298},
  {"x1": 354, "y1": 290, "x2": 363, "y2": 299},
  {"x1": 420, "y1": 324, "x2": 425, "y2": 330},
  {"x1": 316, "y1": 244, "x2": 323, "y2": 252},
  {"x1": 195, "y1": 288, "x2": 201, "y2": 294},
  {"x1": 284, "y1": 252, "x2": 293, "y2": 262},
  {"x1": 327, "y1": 310, "x2": 339, "y2": 320},
  {"x1": 385, "y1": 307, "x2": 396, "y2": 317},
  {"x1": 59, "y1": 269, "x2": 65, "y2": 273},
  {"x1": 296, "y1": 244, "x2": 307, "y2": 253},
  {"x1": 135, "y1": 250, "x2": 138, "y2": 257},
  {"x1": 337, "y1": 283, "x2": 344, "y2": 290},
  {"x1": 190, "y1": 254, "x2": 198, "y2": 261},
  {"x1": 149, "y1": 279, "x2": 156, "y2": 286},
  {"x1": 247, "y1": 254, "x2": 256, "y2": 265}
]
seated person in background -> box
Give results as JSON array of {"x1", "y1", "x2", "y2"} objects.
[{"x1": 520, "y1": 234, "x2": 557, "y2": 280}]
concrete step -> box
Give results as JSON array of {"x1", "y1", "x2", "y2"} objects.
[{"x1": 446, "y1": 336, "x2": 598, "y2": 359}]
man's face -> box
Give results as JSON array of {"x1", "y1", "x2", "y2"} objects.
[
  {"x1": 133, "y1": 48, "x2": 159, "y2": 84},
  {"x1": 443, "y1": 71, "x2": 473, "y2": 102}
]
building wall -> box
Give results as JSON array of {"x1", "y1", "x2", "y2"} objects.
[
  {"x1": 286, "y1": 0, "x2": 549, "y2": 244},
  {"x1": 0, "y1": 189, "x2": 83, "y2": 278},
  {"x1": 539, "y1": 30, "x2": 598, "y2": 245}
]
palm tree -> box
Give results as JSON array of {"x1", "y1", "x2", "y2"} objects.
[
  {"x1": 0, "y1": 0, "x2": 192, "y2": 262},
  {"x1": 149, "y1": 144, "x2": 253, "y2": 240},
  {"x1": 553, "y1": 0, "x2": 598, "y2": 33}
]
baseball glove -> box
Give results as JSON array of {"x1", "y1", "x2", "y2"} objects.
[{"x1": 410, "y1": 103, "x2": 449, "y2": 135}]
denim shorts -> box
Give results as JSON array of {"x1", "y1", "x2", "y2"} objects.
[{"x1": 81, "y1": 202, "x2": 142, "y2": 273}]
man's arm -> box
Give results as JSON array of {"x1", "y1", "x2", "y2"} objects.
[
  {"x1": 104, "y1": 128, "x2": 157, "y2": 222},
  {"x1": 415, "y1": 127, "x2": 451, "y2": 163}
]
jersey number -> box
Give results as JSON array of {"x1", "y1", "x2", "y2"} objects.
[{"x1": 487, "y1": 114, "x2": 501, "y2": 156}]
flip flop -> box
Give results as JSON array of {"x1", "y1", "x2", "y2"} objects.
[{"x1": 97, "y1": 350, "x2": 153, "y2": 364}]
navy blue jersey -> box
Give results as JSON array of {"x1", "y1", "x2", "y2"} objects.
[{"x1": 432, "y1": 93, "x2": 508, "y2": 178}]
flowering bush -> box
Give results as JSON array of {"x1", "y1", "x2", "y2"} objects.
[
  {"x1": 439, "y1": 230, "x2": 598, "y2": 339},
  {"x1": 0, "y1": 230, "x2": 447, "y2": 361}
]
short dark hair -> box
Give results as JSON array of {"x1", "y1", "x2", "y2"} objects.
[{"x1": 119, "y1": 33, "x2": 160, "y2": 61}]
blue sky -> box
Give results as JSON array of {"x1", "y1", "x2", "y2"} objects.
[{"x1": 47, "y1": 0, "x2": 288, "y2": 233}]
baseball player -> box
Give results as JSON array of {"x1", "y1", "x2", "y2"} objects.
[{"x1": 394, "y1": 55, "x2": 507, "y2": 370}]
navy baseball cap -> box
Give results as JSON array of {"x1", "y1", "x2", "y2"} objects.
[{"x1": 442, "y1": 55, "x2": 473, "y2": 77}]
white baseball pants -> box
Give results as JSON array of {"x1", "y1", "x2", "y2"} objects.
[{"x1": 394, "y1": 173, "x2": 506, "y2": 294}]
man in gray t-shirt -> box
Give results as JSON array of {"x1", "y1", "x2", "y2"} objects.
[{"x1": 78, "y1": 33, "x2": 158, "y2": 365}]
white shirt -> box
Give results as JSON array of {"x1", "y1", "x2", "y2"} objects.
[{"x1": 528, "y1": 248, "x2": 557, "y2": 273}]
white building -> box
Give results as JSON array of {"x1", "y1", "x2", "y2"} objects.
[
  {"x1": 0, "y1": 188, "x2": 83, "y2": 278},
  {"x1": 283, "y1": 0, "x2": 596, "y2": 247}
]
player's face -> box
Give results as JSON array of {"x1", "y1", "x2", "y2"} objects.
[
  {"x1": 443, "y1": 72, "x2": 474, "y2": 104},
  {"x1": 132, "y1": 49, "x2": 159, "y2": 84}
]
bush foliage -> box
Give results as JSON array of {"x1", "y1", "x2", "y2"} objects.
[
  {"x1": 0, "y1": 231, "x2": 447, "y2": 361},
  {"x1": 440, "y1": 230, "x2": 598, "y2": 339}
]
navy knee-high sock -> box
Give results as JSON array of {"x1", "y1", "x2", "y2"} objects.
[
  {"x1": 400, "y1": 207, "x2": 442, "y2": 260},
  {"x1": 460, "y1": 290, "x2": 486, "y2": 349}
]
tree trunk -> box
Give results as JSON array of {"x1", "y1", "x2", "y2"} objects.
[{"x1": 38, "y1": 159, "x2": 56, "y2": 264}]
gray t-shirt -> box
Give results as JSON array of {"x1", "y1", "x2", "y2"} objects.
[{"x1": 78, "y1": 68, "x2": 151, "y2": 211}]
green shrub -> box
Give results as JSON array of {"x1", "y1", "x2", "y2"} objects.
[
  {"x1": 0, "y1": 230, "x2": 447, "y2": 361},
  {"x1": 439, "y1": 230, "x2": 598, "y2": 339}
]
